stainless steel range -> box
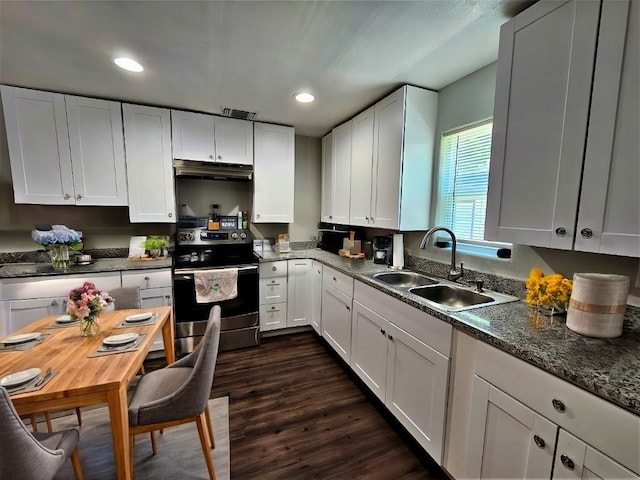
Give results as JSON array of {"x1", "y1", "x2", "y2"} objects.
[{"x1": 173, "y1": 222, "x2": 259, "y2": 356}]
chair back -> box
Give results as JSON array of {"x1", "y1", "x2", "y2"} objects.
[
  {"x1": 0, "y1": 387, "x2": 66, "y2": 479},
  {"x1": 110, "y1": 286, "x2": 142, "y2": 309}
]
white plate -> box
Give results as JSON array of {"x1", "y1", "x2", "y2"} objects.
[
  {"x1": 0, "y1": 368, "x2": 41, "y2": 388},
  {"x1": 2, "y1": 332, "x2": 41, "y2": 344},
  {"x1": 125, "y1": 312, "x2": 153, "y2": 323},
  {"x1": 103, "y1": 333, "x2": 139, "y2": 346},
  {"x1": 55, "y1": 315, "x2": 76, "y2": 324}
]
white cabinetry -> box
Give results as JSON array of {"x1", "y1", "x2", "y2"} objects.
[
  {"x1": 486, "y1": 0, "x2": 639, "y2": 256},
  {"x1": 123, "y1": 104, "x2": 176, "y2": 223},
  {"x1": 1, "y1": 86, "x2": 127, "y2": 206},
  {"x1": 171, "y1": 110, "x2": 253, "y2": 165},
  {"x1": 286, "y1": 259, "x2": 311, "y2": 328},
  {"x1": 349, "y1": 107, "x2": 375, "y2": 226},
  {"x1": 310, "y1": 260, "x2": 323, "y2": 335},
  {"x1": 252, "y1": 122, "x2": 294, "y2": 223},
  {"x1": 320, "y1": 132, "x2": 334, "y2": 222},
  {"x1": 325, "y1": 120, "x2": 352, "y2": 225},
  {"x1": 351, "y1": 281, "x2": 452, "y2": 463},
  {"x1": 259, "y1": 261, "x2": 288, "y2": 331},
  {"x1": 321, "y1": 265, "x2": 353, "y2": 363}
]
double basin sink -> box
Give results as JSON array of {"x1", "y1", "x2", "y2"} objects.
[{"x1": 370, "y1": 271, "x2": 518, "y2": 312}]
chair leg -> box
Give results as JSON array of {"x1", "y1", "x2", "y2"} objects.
[
  {"x1": 30, "y1": 414, "x2": 38, "y2": 431},
  {"x1": 204, "y1": 403, "x2": 215, "y2": 449},
  {"x1": 70, "y1": 447, "x2": 84, "y2": 480},
  {"x1": 139, "y1": 365, "x2": 146, "y2": 375},
  {"x1": 150, "y1": 431, "x2": 157, "y2": 455},
  {"x1": 196, "y1": 413, "x2": 217, "y2": 480},
  {"x1": 75, "y1": 407, "x2": 83, "y2": 426},
  {"x1": 45, "y1": 411, "x2": 53, "y2": 432},
  {"x1": 130, "y1": 435, "x2": 135, "y2": 475}
]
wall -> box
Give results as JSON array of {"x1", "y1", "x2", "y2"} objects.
[{"x1": 404, "y1": 63, "x2": 640, "y2": 306}]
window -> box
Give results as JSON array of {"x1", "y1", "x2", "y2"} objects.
[{"x1": 435, "y1": 120, "x2": 493, "y2": 242}]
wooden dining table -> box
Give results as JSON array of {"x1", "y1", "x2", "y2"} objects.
[{"x1": 0, "y1": 305, "x2": 175, "y2": 480}]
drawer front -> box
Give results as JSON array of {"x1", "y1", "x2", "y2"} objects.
[
  {"x1": 259, "y1": 277, "x2": 287, "y2": 304},
  {"x1": 0, "y1": 273, "x2": 122, "y2": 300},
  {"x1": 121, "y1": 269, "x2": 172, "y2": 289},
  {"x1": 259, "y1": 261, "x2": 288, "y2": 278},
  {"x1": 322, "y1": 265, "x2": 353, "y2": 297},
  {"x1": 476, "y1": 342, "x2": 640, "y2": 473},
  {"x1": 259, "y1": 302, "x2": 287, "y2": 331}
]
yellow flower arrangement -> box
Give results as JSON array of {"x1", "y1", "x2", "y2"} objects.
[{"x1": 525, "y1": 268, "x2": 573, "y2": 313}]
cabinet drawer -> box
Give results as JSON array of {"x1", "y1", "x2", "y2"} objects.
[
  {"x1": 259, "y1": 277, "x2": 287, "y2": 304},
  {"x1": 322, "y1": 265, "x2": 353, "y2": 298},
  {"x1": 476, "y1": 342, "x2": 640, "y2": 473},
  {"x1": 0, "y1": 273, "x2": 122, "y2": 301},
  {"x1": 259, "y1": 261, "x2": 288, "y2": 278},
  {"x1": 259, "y1": 302, "x2": 287, "y2": 331},
  {"x1": 121, "y1": 269, "x2": 172, "y2": 289}
]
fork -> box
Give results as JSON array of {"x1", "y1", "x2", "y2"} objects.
[{"x1": 34, "y1": 367, "x2": 52, "y2": 387}]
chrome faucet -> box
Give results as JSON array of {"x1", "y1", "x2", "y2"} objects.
[{"x1": 419, "y1": 226, "x2": 464, "y2": 282}]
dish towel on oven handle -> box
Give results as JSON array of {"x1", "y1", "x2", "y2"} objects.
[{"x1": 194, "y1": 268, "x2": 239, "y2": 303}]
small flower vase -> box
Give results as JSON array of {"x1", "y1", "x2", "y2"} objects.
[
  {"x1": 80, "y1": 315, "x2": 100, "y2": 337},
  {"x1": 50, "y1": 244, "x2": 70, "y2": 271}
]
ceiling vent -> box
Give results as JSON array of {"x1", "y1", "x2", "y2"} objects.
[{"x1": 221, "y1": 107, "x2": 256, "y2": 121}]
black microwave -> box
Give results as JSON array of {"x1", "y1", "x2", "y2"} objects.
[{"x1": 317, "y1": 229, "x2": 351, "y2": 254}]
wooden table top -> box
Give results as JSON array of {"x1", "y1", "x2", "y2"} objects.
[{"x1": 0, "y1": 306, "x2": 172, "y2": 406}]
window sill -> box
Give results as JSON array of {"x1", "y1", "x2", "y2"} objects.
[{"x1": 435, "y1": 240, "x2": 511, "y2": 260}]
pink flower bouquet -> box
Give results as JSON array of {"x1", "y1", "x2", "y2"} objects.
[{"x1": 67, "y1": 282, "x2": 113, "y2": 335}]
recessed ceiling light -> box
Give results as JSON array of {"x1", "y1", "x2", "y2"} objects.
[
  {"x1": 294, "y1": 92, "x2": 315, "y2": 103},
  {"x1": 114, "y1": 57, "x2": 144, "y2": 73}
]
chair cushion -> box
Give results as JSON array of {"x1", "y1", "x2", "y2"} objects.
[
  {"x1": 32, "y1": 428, "x2": 80, "y2": 457},
  {"x1": 128, "y1": 367, "x2": 193, "y2": 426}
]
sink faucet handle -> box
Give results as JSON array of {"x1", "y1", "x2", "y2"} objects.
[
  {"x1": 470, "y1": 279, "x2": 484, "y2": 293},
  {"x1": 448, "y1": 262, "x2": 464, "y2": 282}
]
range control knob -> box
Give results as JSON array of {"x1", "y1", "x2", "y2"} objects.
[
  {"x1": 231, "y1": 232, "x2": 239, "y2": 240},
  {"x1": 240, "y1": 232, "x2": 247, "y2": 239}
]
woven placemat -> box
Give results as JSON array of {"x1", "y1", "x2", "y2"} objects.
[
  {"x1": 45, "y1": 319, "x2": 80, "y2": 329},
  {"x1": 88, "y1": 334, "x2": 147, "y2": 358},
  {"x1": 0, "y1": 333, "x2": 53, "y2": 352},
  {"x1": 115, "y1": 314, "x2": 157, "y2": 329},
  {"x1": 6, "y1": 370, "x2": 60, "y2": 395}
]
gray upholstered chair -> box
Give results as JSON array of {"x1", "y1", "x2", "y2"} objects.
[
  {"x1": 110, "y1": 286, "x2": 142, "y2": 309},
  {"x1": 0, "y1": 387, "x2": 83, "y2": 480},
  {"x1": 128, "y1": 305, "x2": 221, "y2": 480}
]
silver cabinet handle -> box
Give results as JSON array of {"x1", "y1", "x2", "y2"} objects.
[
  {"x1": 271, "y1": 306, "x2": 276, "y2": 310},
  {"x1": 63, "y1": 193, "x2": 71, "y2": 200},
  {"x1": 272, "y1": 266, "x2": 277, "y2": 271},
  {"x1": 76, "y1": 193, "x2": 82, "y2": 200},
  {"x1": 560, "y1": 455, "x2": 575, "y2": 470},
  {"x1": 380, "y1": 329, "x2": 386, "y2": 336},
  {"x1": 333, "y1": 277, "x2": 336, "y2": 281},
  {"x1": 217, "y1": 155, "x2": 222, "y2": 160},
  {"x1": 168, "y1": 212, "x2": 173, "y2": 218},
  {"x1": 144, "y1": 276, "x2": 150, "y2": 281},
  {"x1": 50, "y1": 300, "x2": 58, "y2": 306},
  {"x1": 345, "y1": 305, "x2": 350, "y2": 311},
  {"x1": 580, "y1": 228, "x2": 593, "y2": 239},
  {"x1": 209, "y1": 154, "x2": 214, "y2": 159},
  {"x1": 329, "y1": 215, "x2": 333, "y2": 219},
  {"x1": 555, "y1": 227, "x2": 566, "y2": 237},
  {"x1": 533, "y1": 435, "x2": 545, "y2": 449},
  {"x1": 552, "y1": 399, "x2": 566, "y2": 412},
  {"x1": 387, "y1": 334, "x2": 394, "y2": 341}
]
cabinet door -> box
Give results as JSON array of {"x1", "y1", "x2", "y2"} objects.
[
  {"x1": 213, "y1": 116, "x2": 253, "y2": 165},
  {"x1": 320, "y1": 132, "x2": 334, "y2": 222},
  {"x1": 123, "y1": 104, "x2": 176, "y2": 223},
  {"x1": 485, "y1": 0, "x2": 601, "y2": 248},
  {"x1": 253, "y1": 122, "x2": 294, "y2": 223},
  {"x1": 321, "y1": 286, "x2": 352, "y2": 363},
  {"x1": 385, "y1": 320, "x2": 450, "y2": 463},
  {"x1": 171, "y1": 110, "x2": 214, "y2": 161},
  {"x1": 331, "y1": 121, "x2": 352, "y2": 225},
  {"x1": 8, "y1": 297, "x2": 67, "y2": 332},
  {"x1": 139, "y1": 286, "x2": 173, "y2": 308},
  {"x1": 371, "y1": 87, "x2": 403, "y2": 229},
  {"x1": 350, "y1": 300, "x2": 388, "y2": 402},
  {"x1": 310, "y1": 261, "x2": 323, "y2": 335},
  {"x1": 1, "y1": 86, "x2": 74, "y2": 204},
  {"x1": 466, "y1": 376, "x2": 557, "y2": 479},
  {"x1": 65, "y1": 95, "x2": 128, "y2": 206},
  {"x1": 287, "y1": 259, "x2": 311, "y2": 327},
  {"x1": 576, "y1": 0, "x2": 639, "y2": 257},
  {"x1": 259, "y1": 277, "x2": 287, "y2": 304},
  {"x1": 260, "y1": 302, "x2": 287, "y2": 331},
  {"x1": 349, "y1": 107, "x2": 375, "y2": 226},
  {"x1": 555, "y1": 429, "x2": 639, "y2": 480}
]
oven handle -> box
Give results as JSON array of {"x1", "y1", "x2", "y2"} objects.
[{"x1": 174, "y1": 265, "x2": 258, "y2": 276}]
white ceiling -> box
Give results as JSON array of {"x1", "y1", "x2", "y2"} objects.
[{"x1": 0, "y1": 0, "x2": 533, "y2": 137}]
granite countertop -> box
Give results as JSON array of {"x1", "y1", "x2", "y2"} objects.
[
  {"x1": 0, "y1": 257, "x2": 172, "y2": 278},
  {"x1": 260, "y1": 248, "x2": 640, "y2": 416}
]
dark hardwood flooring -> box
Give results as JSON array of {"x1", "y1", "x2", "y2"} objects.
[{"x1": 200, "y1": 332, "x2": 447, "y2": 480}]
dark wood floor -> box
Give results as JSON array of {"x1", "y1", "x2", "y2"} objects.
[{"x1": 203, "y1": 332, "x2": 447, "y2": 480}]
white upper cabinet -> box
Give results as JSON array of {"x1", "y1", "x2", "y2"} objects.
[
  {"x1": 252, "y1": 122, "x2": 294, "y2": 223},
  {"x1": 349, "y1": 107, "x2": 375, "y2": 226},
  {"x1": 123, "y1": 104, "x2": 176, "y2": 223},
  {"x1": 171, "y1": 110, "x2": 253, "y2": 165},
  {"x1": 329, "y1": 120, "x2": 352, "y2": 225},
  {"x1": 486, "y1": 0, "x2": 639, "y2": 257},
  {"x1": 320, "y1": 132, "x2": 334, "y2": 222},
  {"x1": 1, "y1": 86, "x2": 127, "y2": 206}
]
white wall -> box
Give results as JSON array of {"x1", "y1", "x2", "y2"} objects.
[{"x1": 404, "y1": 63, "x2": 640, "y2": 306}]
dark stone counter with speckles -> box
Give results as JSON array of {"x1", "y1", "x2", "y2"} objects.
[
  {"x1": 0, "y1": 257, "x2": 172, "y2": 278},
  {"x1": 261, "y1": 248, "x2": 640, "y2": 416}
]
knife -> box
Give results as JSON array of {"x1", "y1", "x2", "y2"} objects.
[{"x1": 34, "y1": 367, "x2": 52, "y2": 387}]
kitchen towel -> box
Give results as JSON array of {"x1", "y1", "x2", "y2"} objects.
[
  {"x1": 392, "y1": 233, "x2": 404, "y2": 269},
  {"x1": 194, "y1": 268, "x2": 239, "y2": 303}
]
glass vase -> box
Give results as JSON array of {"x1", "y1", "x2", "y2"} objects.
[
  {"x1": 80, "y1": 315, "x2": 100, "y2": 336},
  {"x1": 50, "y1": 244, "x2": 70, "y2": 271}
]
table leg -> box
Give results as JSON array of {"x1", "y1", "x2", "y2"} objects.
[
  {"x1": 162, "y1": 309, "x2": 176, "y2": 364},
  {"x1": 108, "y1": 386, "x2": 132, "y2": 480}
]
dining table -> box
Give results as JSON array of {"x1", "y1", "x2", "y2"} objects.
[{"x1": 0, "y1": 305, "x2": 175, "y2": 480}]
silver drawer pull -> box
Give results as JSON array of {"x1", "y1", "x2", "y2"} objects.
[
  {"x1": 560, "y1": 455, "x2": 574, "y2": 470},
  {"x1": 533, "y1": 435, "x2": 545, "y2": 449},
  {"x1": 552, "y1": 399, "x2": 566, "y2": 412}
]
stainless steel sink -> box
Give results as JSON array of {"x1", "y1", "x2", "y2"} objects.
[
  {"x1": 408, "y1": 284, "x2": 519, "y2": 312},
  {"x1": 373, "y1": 271, "x2": 438, "y2": 288}
]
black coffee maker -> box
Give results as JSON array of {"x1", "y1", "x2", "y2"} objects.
[{"x1": 373, "y1": 235, "x2": 393, "y2": 265}]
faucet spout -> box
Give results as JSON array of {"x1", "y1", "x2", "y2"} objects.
[{"x1": 419, "y1": 226, "x2": 464, "y2": 282}]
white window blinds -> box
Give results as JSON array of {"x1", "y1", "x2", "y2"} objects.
[{"x1": 435, "y1": 121, "x2": 493, "y2": 242}]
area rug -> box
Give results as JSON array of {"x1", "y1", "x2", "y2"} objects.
[{"x1": 51, "y1": 397, "x2": 230, "y2": 480}]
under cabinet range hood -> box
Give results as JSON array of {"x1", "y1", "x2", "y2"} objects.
[{"x1": 173, "y1": 159, "x2": 253, "y2": 181}]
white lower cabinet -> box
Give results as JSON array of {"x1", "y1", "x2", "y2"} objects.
[
  {"x1": 310, "y1": 261, "x2": 323, "y2": 335},
  {"x1": 4, "y1": 297, "x2": 68, "y2": 333},
  {"x1": 351, "y1": 281, "x2": 451, "y2": 464},
  {"x1": 259, "y1": 261, "x2": 288, "y2": 332},
  {"x1": 321, "y1": 266, "x2": 353, "y2": 363},
  {"x1": 286, "y1": 259, "x2": 311, "y2": 328}
]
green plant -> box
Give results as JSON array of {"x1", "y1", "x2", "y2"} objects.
[{"x1": 143, "y1": 236, "x2": 166, "y2": 251}]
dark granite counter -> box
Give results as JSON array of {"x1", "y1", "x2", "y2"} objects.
[
  {"x1": 0, "y1": 257, "x2": 172, "y2": 278},
  {"x1": 260, "y1": 248, "x2": 640, "y2": 416}
]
